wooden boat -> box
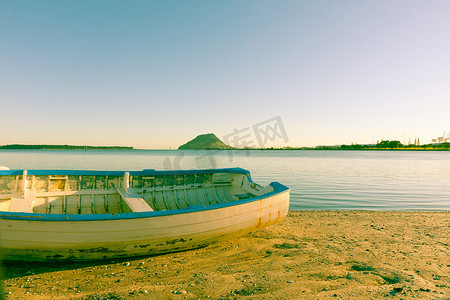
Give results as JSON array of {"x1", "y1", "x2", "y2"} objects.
[{"x1": 0, "y1": 168, "x2": 289, "y2": 261}]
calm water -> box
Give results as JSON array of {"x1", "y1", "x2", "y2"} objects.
[{"x1": 0, "y1": 150, "x2": 449, "y2": 211}]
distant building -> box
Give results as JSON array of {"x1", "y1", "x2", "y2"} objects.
[{"x1": 431, "y1": 131, "x2": 450, "y2": 144}]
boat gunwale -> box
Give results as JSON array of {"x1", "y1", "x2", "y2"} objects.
[
  {"x1": 0, "y1": 168, "x2": 289, "y2": 222},
  {"x1": 0, "y1": 167, "x2": 249, "y2": 177}
]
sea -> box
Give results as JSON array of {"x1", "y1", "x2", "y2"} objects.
[{"x1": 0, "y1": 149, "x2": 449, "y2": 211}]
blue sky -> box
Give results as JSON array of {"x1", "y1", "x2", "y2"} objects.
[{"x1": 1, "y1": 1, "x2": 449, "y2": 148}]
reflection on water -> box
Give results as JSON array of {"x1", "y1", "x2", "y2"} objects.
[{"x1": 0, "y1": 150, "x2": 449, "y2": 211}]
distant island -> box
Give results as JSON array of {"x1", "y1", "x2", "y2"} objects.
[
  {"x1": 0, "y1": 144, "x2": 133, "y2": 150},
  {"x1": 178, "y1": 133, "x2": 232, "y2": 150}
]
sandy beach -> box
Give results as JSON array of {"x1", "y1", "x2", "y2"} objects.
[{"x1": 1, "y1": 211, "x2": 449, "y2": 299}]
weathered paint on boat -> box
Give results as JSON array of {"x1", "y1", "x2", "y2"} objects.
[{"x1": 0, "y1": 168, "x2": 289, "y2": 261}]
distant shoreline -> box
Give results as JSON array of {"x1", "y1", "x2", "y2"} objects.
[
  {"x1": 0, "y1": 144, "x2": 133, "y2": 150},
  {"x1": 1, "y1": 147, "x2": 449, "y2": 152},
  {"x1": 1, "y1": 143, "x2": 449, "y2": 151},
  {"x1": 226, "y1": 147, "x2": 450, "y2": 151}
]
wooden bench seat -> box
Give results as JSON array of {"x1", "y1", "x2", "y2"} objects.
[
  {"x1": 9, "y1": 191, "x2": 36, "y2": 213},
  {"x1": 116, "y1": 188, "x2": 154, "y2": 212}
]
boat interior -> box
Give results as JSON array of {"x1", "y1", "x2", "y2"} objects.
[{"x1": 0, "y1": 171, "x2": 273, "y2": 214}]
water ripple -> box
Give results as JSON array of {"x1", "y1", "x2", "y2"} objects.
[{"x1": 1, "y1": 150, "x2": 449, "y2": 210}]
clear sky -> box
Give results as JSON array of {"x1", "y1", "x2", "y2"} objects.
[{"x1": 1, "y1": 1, "x2": 449, "y2": 149}]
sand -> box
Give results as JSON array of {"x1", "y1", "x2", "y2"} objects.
[{"x1": 1, "y1": 211, "x2": 449, "y2": 299}]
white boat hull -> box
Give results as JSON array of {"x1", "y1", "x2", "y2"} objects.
[{"x1": 0, "y1": 168, "x2": 289, "y2": 261}]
